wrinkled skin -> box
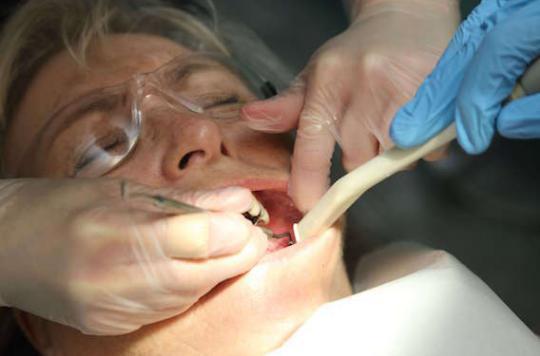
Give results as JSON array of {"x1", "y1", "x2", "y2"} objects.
[
  {"x1": 0, "y1": 177, "x2": 271, "y2": 336},
  {"x1": 241, "y1": 0, "x2": 460, "y2": 211},
  {"x1": 3, "y1": 34, "x2": 351, "y2": 355}
]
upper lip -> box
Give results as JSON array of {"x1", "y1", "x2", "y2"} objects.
[{"x1": 215, "y1": 178, "x2": 289, "y2": 193}]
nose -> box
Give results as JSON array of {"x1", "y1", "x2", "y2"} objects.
[{"x1": 160, "y1": 116, "x2": 229, "y2": 180}]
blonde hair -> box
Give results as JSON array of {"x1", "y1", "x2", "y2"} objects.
[
  {"x1": 0, "y1": 0, "x2": 230, "y2": 138},
  {"x1": 0, "y1": 0, "x2": 292, "y2": 177}
]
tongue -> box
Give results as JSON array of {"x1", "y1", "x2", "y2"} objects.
[{"x1": 252, "y1": 190, "x2": 303, "y2": 251}]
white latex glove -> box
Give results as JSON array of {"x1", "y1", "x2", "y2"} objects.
[
  {"x1": 270, "y1": 245, "x2": 540, "y2": 356},
  {"x1": 241, "y1": 0, "x2": 460, "y2": 211},
  {"x1": 0, "y1": 178, "x2": 267, "y2": 335}
]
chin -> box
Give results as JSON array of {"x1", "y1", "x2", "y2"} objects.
[
  {"x1": 62, "y1": 226, "x2": 349, "y2": 356},
  {"x1": 178, "y1": 224, "x2": 351, "y2": 355},
  {"x1": 37, "y1": 190, "x2": 351, "y2": 356},
  {"x1": 188, "y1": 181, "x2": 351, "y2": 352}
]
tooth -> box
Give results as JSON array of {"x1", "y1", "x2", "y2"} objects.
[
  {"x1": 245, "y1": 197, "x2": 270, "y2": 225},
  {"x1": 247, "y1": 199, "x2": 261, "y2": 218},
  {"x1": 258, "y1": 204, "x2": 270, "y2": 225}
]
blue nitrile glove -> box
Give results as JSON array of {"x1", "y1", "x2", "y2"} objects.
[{"x1": 390, "y1": 0, "x2": 540, "y2": 154}]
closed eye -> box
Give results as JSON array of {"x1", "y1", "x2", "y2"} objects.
[
  {"x1": 74, "y1": 130, "x2": 129, "y2": 174},
  {"x1": 204, "y1": 95, "x2": 241, "y2": 109}
]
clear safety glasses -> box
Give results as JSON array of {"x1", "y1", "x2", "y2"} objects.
[{"x1": 17, "y1": 52, "x2": 277, "y2": 178}]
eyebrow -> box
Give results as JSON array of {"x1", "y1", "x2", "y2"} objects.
[
  {"x1": 39, "y1": 60, "x2": 224, "y2": 146},
  {"x1": 53, "y1": 61, "x2": 216, "y2": 118},
  {"x1": 168, "y1": 62, "x2": 219, "y2": 83},
  {"x1": 53, "y1": 59, "x2": 218, "y2": 112},
  {"x1": 14, "y1": 56, "x2": 233, "y2": 176}
]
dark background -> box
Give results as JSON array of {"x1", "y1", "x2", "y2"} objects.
[
  {"x1": 210, "y1": 0, "x2": 540, "y2": 334},
  {"x1": 1, "y1": 2, "x2": 538, "y2": 354}
]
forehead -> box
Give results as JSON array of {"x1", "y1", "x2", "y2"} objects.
[
  {"x1": 36, "y1": 34, "x2": 191, "y2": 113},
  {"x1": 5, "y1": 34, "x2": 193, "y2": 171}
]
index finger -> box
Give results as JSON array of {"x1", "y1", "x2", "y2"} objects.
[{"x1": 289, "y1": 84, "x2": 342, "y2": 212}]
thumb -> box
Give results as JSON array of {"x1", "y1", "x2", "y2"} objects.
[
  {"x1": 145, "y1": 211, "x2": 265, "y2": 259},
  {"x1": 241, "y1": 80, "x2": 305, "y2": 133},
  {"x1": 497, "y1": 93, "x2": 540, "y2": 139}
]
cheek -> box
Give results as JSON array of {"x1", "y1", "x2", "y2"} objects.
[
  {"x1": 101, "y1": 127, "x2": 167, "y2": 185},
  {"x1": 105, "y1": 149, "x2": 165, "y2": 187},
  {"x1": 232, "y1": 130, "x2": 293, "y2": 169}
]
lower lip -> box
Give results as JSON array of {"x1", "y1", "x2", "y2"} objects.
[
  {"x1": 251, "y1": 189, "x2": 302, "y2": 254},
  {"x1": 266, "y1": 235, "x2": 294, "y2": 253},
  {"x1": 258, "y1": 224, "x2": 325, "y2": 264}
]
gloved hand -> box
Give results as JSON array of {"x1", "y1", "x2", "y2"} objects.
[
  {"x1": 391, "y1": 0, "x2": 540, "y2": 154},
  {"x1": 241, "y1": 0, "x2": 459, "y2": 211},
  {"x1": 0, "y1": 178, "x2": 267, "y2": 335}
]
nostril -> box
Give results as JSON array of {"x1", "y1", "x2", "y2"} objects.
[
  {"x1": 178, "y1": 153, "x2": 191, "y2": 170},
  {"x1": 220, "y1": 143, "x2": 229, "y2": 156},
  {"x1": 178, "y1": 150, "x2": 205, "y2": 170}
]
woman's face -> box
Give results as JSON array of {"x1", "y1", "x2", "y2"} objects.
[{"x1": 4, "y1": 34, "x2": 350, "y2": 355}]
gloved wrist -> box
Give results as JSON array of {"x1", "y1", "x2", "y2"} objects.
[{"x1": 352, "y1": 0, "x2": 459, "y2": 22}]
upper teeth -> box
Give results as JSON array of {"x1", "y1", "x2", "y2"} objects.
[{"x1": 245, "y1": 197, "x2": 270, "y2": 225}]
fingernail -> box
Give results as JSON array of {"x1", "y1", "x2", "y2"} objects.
[
  {"x1": 208, "y1": 213, "x2": 252, "y2": 257},
  {"x1": 244, "y1": 116, "x2": 284, "y2": 133},
  {"x1": 242, "y1": 98, "x2": 284, "y2": 119},
  {"x1": 241, "y1": 104, "x2": 268, "y2": 121},
  {"x1": 390, "y1": 111, "x2": 414, "y2": 147}
]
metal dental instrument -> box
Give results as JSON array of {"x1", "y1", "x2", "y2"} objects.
[
  {"x1": 294, "y1": 58, "x2": 540, "y2": 242},
  {"x1": 136, "y1": 193, "x2": 284, "y2": 240},
  {"x1": 135, "y1": 193, "x2": 206, "y2": 214}
]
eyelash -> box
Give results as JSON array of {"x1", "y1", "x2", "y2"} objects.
[
  {"x1": 73, "y1": 131, "x2": 128, "y2": 175},
  {"x1": 70, "y1": 93, "x2": 242, "y2": 176},
  {"x1": 204, "y1": 94, "x2": 241, "y2": 108},
  {"x1": 208, "y1": 95, "x2": 240, "y2": 106}
]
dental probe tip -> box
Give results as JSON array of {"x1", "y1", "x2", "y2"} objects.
[{"x1": 259, "y1": 227, "x2": 279, "y2": 239}]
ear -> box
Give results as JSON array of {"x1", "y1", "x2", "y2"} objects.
[{"x1": 14, "y1": 310, "x2": 54, "y2": 354}]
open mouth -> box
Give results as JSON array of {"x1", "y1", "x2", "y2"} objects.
[{"x1": 246, "y1": 190, "x2": 303, "y2": 253}]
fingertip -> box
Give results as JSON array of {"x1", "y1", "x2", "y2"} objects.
[
  {"x1": 251, "y1": 227, "x2": 269, "y2": 257},
  {"x1": 341, "y1": 133, "x2": 379, "y2": 171},
  {"x1": 390, "y1": 108, "x2": 423, "y2": 148},
  {"x1": 241, "y1": 92, "x2": 304, "y2": 132},
  {"x1": 455, "y1": 118, "x2": 490, "y2": 154},
  {"x1": 208, "y1": 227, "x2": 268, "y2": 283},
  {"x1": 208, "y1": 213, "x2": 252, "y2": 257},
  {"x1": 241, "y1": 95, "x2": 287, "y2": 116},
  {"x1": 497, "y1": 110, "x2": 527, "y2": 139},
  {"x1": 455, "y1": 118, "x2": 477, "y2": 154},
  {"x1": 287, "y1": 176, "x2": 327, "y2": 213},
  {"x1": 455, "y1": 104, "x2": 493, "y2": 154},
  {"x1": 213, "y1": 227, "x2": 268, "y2": 277},
  {"x1": 498, "y1": 95, "x2": 540, "y2": 139}
]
